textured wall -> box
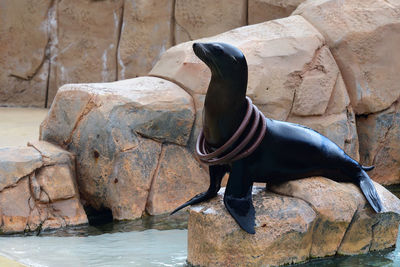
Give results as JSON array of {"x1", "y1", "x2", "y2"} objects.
[{"x1": 0, "y1": 0, "x2": 305, "y2": 108}]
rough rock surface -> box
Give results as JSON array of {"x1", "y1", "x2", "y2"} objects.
[
  {"x1": 117, "y1": 0, "x2": 174, "y2": 80},
  {"x1": 48, "y1": 0, "x2": 123, "y2": 105},
  {"x1": 357, "y1": 101, "x2": 400, "y2": 185},
  {"x1": 174, "y1": 0, "x2": 247, "y2": 44},
  {"x1": 248, "y1": 0, "x2": 306, "y2": 24},
  {"x1": 40, "y1": 77, "x2": 208, "y2": 219},
  {"x1": 146, "y1": 144, "x2": 208, "y2": 215},
  {"x1": 188, "y1": 180, "x2": 400, "y2": 266},
  {"x1": 150, "y1": 16, "x2": 358, "y2": 159},
  {"x1": 293, "y1": 0, "x2": 400, "y2": 115},
  {"x1": 0, "y1": 142, "x2": 87, "y2": 234},
  {"x1": 0, "y1": 0, "x2": 51, "y2": 107}
]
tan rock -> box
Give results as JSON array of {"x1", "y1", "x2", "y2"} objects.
[
  {"x1": 0, "y1": 144, "x2": 87, "y2": 234},
  {"x1": 338, "y1": 182, "x2": 400, "y2": 254},
  {"x1": 36, "y1": 165, "x2": 78, "y2": 202},
  {"x1": 337, "y1": 203, "x2": 376, "y2": 255},
  {"x1": 47, "y1": 198, "x2": 88, "y2": 229},
  {"x1": 357, "y1": 101, "x2": 400, "y2": 184},
  {"x1": 370, "y1": 183, "x2": 400, "y2": 251},
  {"x1": 291, "y1": 46, "x2": 341, "y2": 116},
  {"x1": 0, "y1": 178, "x2": 31, "y2": 233},
  {"x1": 146, "y1": 144, "x2": 208, "y2": 215},
  {"x1": 48, "y1": 0, "x2": 123, "y2": 105},
  {"x1": 40, "y1": 87, "x2": 94, "y2": 146},
  {"x1": 117, "y1": 0, "x2": 174, "y2": 80},
  {"x1": 248, "y1": 0, "x2": 306, "y2": 24},
  {"x1": 28, "y1": 140, "x2": 74, "y2": 166},
  {"x1": 188, "y1": 188, "x2": 317, "y2": 267},
  {"x1": 0, "y1": 0, "x2": 51, "y2": 107},
  {"x1": 174, "y1": 0, "x2": 247, "y2": 43},
  {"x1": 271, "y1": 177, "x2": 360, "y2": 257},
  {"x1": 107, "y1": 138, "x2": 161, "y2": 220},
  {"x1": 293, "y1": 0, "x2": 400, "y2": 114},
  {"x1": 0, "y1": 147, "x2": 42, "y2": 191},
  {"x1": 189, "y1": 181, "x2": 400, "y2": 266},
  {"x1": 41, "y1": 77, "x2": 198, "y2": 218}
]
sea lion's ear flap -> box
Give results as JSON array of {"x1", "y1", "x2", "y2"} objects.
[
  {"x1": 230, "y1": 55, "x2": 238, "y2": 63},
  {"x1": 223, "y1": 164, "x2": 256, "y2": 234}
]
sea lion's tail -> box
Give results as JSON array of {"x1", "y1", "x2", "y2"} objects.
[
  {"x1": 362, "y1": 165, "x2": 375, "y2": 172},
  {"x1": 358, "y1": 170, "x2": 384, "y2": 213}
]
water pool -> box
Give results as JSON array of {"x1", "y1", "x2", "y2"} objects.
[{"x1": 0, "y1": 213, "x2": 399, "y2": 267}]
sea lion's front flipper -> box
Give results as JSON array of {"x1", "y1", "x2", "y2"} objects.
[
  {"x1": 223, "y1": 162, "x2": 255, "y2": 234},
  {"x1": 170, "y1": 165, "x2": 227, "y2": 215}
]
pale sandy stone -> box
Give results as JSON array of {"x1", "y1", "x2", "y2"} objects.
[
  {"x1": 28, "y1": 140, "x2": 74, "y2": 166},
  {"x1": 0, "y1": 0, "x2": 51, "y2": 107},
  {"x1": 174, "y1": 0, "x2": 247, "y2": 43},
  {"x1": 0, "y1": 143, "x2": 88, "y2": 234},
  {"x1": 188, "y1": 188, "x2": 316, "y2": 267},
  {"x1": 271, "y1": 177, "x2": 361, "y2": 257},
  {"x1": 117, "y1": 0, "x2": 174, "y2": 80},
  {"x1": 293, "y1": 0, "x2": 400, "y2": 114},
  {"x1": 107, "y1": 138, "x2": 161, "y2": 220},
  {"x1": 0, "y1": 147, "x2": 42, "y2": 191},
  {"x1": 48, "y1": 0, "x2": 123, "y2": 105},
  {"x1": 146, "y1": 144, "x2": 208, "y2": 215},
  {"x1": 36, "y1": 165, "x2": 78, "y2": 202},
  {"x1": 248, "y1": 0, "x2": 306, "y2": 24},
  {"x1": 188, "y1": 181, "x2": 400, "y2": 266},
  {"x1": 0, "y1": 178, "x2": 31, "y2": 233}
]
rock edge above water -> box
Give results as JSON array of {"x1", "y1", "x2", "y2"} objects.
[{"x1": 188, "y1": 178, "x2": 400, "y2": 267}]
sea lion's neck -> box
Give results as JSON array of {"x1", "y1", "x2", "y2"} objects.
[{"x1": 203, "y1": 76, "x2": 247, "y2": 148}]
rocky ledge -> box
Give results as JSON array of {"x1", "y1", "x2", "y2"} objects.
[
  {"x1": 0, "y1": 141, "x2": 88, "y2": 234},
  {"x1": 187, "y1": 178, "x2": 400, "y2": 267}
]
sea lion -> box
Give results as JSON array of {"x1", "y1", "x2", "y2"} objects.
[{"x1": 171, "y1": 42, "x2": 383, "y2": 234}]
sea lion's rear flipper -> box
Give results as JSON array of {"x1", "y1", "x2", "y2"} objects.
[
  {"x1": 362, "y1": 165, "x2": 375, "y2": 172},
  {"x1": 223, "y1": 163, "x2": 256, "y2": 234},
  {"x1": 359, "y1": 170, "x2": 384, "y2": 213},
  {"x1": 170, "y1": 165, "x2": 227, "y2": 215}
]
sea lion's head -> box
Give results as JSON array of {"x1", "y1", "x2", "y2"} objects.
[{"x1": 193, "y1": 42, "x2": 247, "y2": 90}]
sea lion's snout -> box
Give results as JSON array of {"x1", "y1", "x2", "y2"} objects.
[
  {"x1": 193, "y1": 43, "x2": 208, "y2": 60},
  {"x1": 193, "y1": 42, "x2": 247, "y2": 80}
]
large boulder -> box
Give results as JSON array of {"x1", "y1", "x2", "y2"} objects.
[
  {"x1": 40, "y1": 77, "x2": 208, "y2": 219},
  {"x1": 150, "y1": 16, "x2": 358, "y2": 159},
  {"x1": 357, "y1": 101, "x2": 400, "y2": 185},
  {"x1": 293, "y1": 0, "x2": 400, "y2": 115},
  {"x1": 0, "y1": 0, "x2": 51, "y2": 107},
  {"x1": 174, "y1": 0, "x2": 247, "y2": 44},
  {"x1": 188, "y1": 179, "x2": 400, "y2": 266},
  {"x1": 0, "y1": 142, "x2": 87, "y2": 234}
]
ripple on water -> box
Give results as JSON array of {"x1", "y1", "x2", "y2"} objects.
[{"x1": 0, "y1": 229, "x2": 188, "y2": 267}]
